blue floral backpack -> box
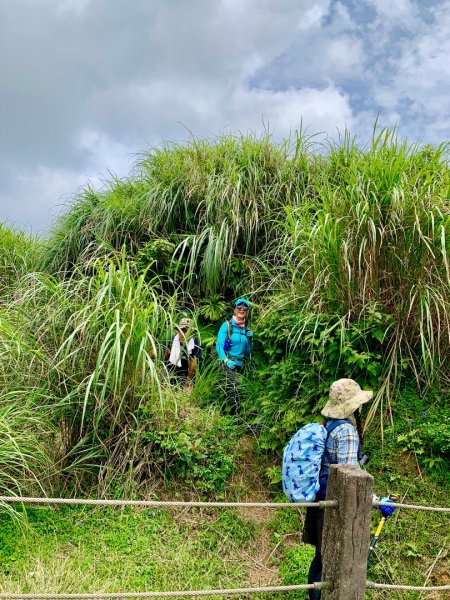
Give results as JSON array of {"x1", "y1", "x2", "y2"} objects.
[{"x1": 282, "y1": 420, "x2": 346, "y2": 502}]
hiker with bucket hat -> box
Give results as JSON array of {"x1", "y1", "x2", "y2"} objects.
[
  {"x1": 215, "y1": 298, "x2": 253, "y2": 413},
  {"x1": 166, "y1": 317, "x2": 202, "y2": 389},
  {"x1": 302, "y1": 378, "x2": 373, "y2": 600}
]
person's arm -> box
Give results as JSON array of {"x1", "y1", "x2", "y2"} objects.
[
  {"x1": 216, "y1": 322, "x2": 229, "y2": 362},
  {"x1": 187, "y1": 337, "x2": 201, "y2": 380},
  {"x1": 187, "y1": 357, "x2": 197, "y2": 381},
  {"x1": 334, "y1": 424, "x2": 360, "y2": 465}
]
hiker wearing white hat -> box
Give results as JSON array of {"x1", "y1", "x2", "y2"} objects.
[
  {"x1": 166, "y1": 317, "x2": 202, "y2": 388},
  {"x1": 302, "y1": 378, "x2": 373, "y2": 600}
]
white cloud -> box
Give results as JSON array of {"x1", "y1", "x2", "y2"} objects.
[
  {"x1": 366, "y1": 1, "x2": 450, "y2": 140},
  {"x1": 229, "y1": 85, "x2": 353, "y2": 136},
  {"x1": 366, "y1": 0, "x2": 418, "y2": 23},
  {"x1": 297, "y1": 1, "x2": 332, "y2": 30},
  {"x1": 323, "y1": 36, "x2": 364, "y2": 77},
  {"x1": 0, "y1": 166, "x2": 89, "y2": 233},
  {"x1": 0, "y1": 0, "x2": 449, "y2": 231}
]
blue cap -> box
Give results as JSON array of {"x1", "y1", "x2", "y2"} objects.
[{"x1": 234, "y1": 298, "x2": 250, "y2": 308}]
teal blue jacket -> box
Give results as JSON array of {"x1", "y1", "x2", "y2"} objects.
[{"x1": 215, "y1": 318, "x2": 253, "y2": 366}]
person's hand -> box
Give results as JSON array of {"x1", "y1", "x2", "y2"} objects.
[
  {"x1": 379, "y1": 497, "x2": 396, "y2": 517},
  {"x1": 226, "y1": 360, "x2": 236, "y2": 369}
]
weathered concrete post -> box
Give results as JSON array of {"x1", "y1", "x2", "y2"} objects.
[{"x1": 321, "y1": 464, "x2": 373, "y2": 600}]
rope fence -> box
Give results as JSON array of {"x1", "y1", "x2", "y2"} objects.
[
  {"x1": 366, "y1": 581, "x2": 450, "y2": 592},
  {"x1": 0, "y1": 496, "x2": 336, "y2": 509},
  {"x1": 1, "y1": 496, "x2": 449, "y2": 512},
  {"x1": 0, "y1": 583, "x2": 329, "y2": 599},
  {"x1": 1, "y1": 472, "x2": 449, "y2": 599},
  {"x1": 1, "y1": 581, "x2": 450, "y2": 599}
]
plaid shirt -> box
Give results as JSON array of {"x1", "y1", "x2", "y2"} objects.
[{"x1": 318, "y1": 421, "x2": 360, "y2": 498}]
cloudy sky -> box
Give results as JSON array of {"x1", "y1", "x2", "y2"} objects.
[{"x1": 1, "y1": 0, "x2": 449, "y2": 232}]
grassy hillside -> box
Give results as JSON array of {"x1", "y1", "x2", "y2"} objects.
[{"x1": 0, "y1": 127, "x2": 449, "y2": 597}]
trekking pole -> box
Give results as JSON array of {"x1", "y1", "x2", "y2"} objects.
[{"x1": 368, "y1": 494, "x2": 399, "y2": 560}]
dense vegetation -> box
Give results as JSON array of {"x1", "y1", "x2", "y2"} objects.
[{"x1": 0, "y1": 129, "x2": 449, "y2": 597}]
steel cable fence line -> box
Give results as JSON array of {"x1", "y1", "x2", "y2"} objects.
[
  {"x1": 0, "y1": 496, "x2": 337, "y2": 509},
  {"x1": 0, "y1": 582, "x2": 330, "y2": 599}
]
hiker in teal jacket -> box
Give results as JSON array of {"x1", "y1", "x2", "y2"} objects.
[{"x1": 215, "y1": 298, "x2": 253, "y2": 413}]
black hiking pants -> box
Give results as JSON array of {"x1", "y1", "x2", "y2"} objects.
[
  {"x1": 222, "y1": 363, "x2": 243, "y2": 414},
  {"x1": 303, "y1": 503, "x2": 325, "y2": 599},
  {"x1": 307, "y1": 549, "x2": 322, "y2": 600}
]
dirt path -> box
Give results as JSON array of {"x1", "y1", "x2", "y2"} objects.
[{"x1": 229, "y1": 435, "x2": 302, "y2": 587}]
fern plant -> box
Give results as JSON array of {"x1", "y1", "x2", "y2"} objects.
[{"x1": 198, "y1": 294, "x2": 228, "y2": 322}]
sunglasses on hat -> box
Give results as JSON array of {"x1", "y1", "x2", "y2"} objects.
[{"x1": 236, "y1": 303, "x2": 249, "y2": 311}]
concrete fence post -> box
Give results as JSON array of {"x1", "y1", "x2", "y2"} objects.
[{"x1": 321, "y1": 464, "x2": 374, "y2": 600}]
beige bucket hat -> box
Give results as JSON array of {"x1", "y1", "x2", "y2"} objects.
[
  {"x1": 321, "y1": 378, "x2": 373, "y2": 419},
  {"x1": 178, "y1": 317, "x2": 192, "y2": 329}
]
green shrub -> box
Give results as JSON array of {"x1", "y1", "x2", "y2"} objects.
[
  {"x1": 396, "y1": 409, "x2": 450, "y2": 481},
  {"x1": 38, "y1": 128, "x2": 450, "y2": 401},
  {"x1": 136, "y1": 238, "x2": 176, "y2": 278},
  {"x1": 2, "y1": 126, "x2": 449, "y2": 500},
  {"x1": 417, "y1": 416, "x2": 450, "y2": 456},
  {"x1": 281, "y1": 132, "x2": 450, "y2": 395},
  {"x1": 243, "y1": 307, "x2": 397, "y2": 452},
  {"x1": 198, "y1": 294, "x2": 228, "y2": 322},
  {"x1": 140, "y1": 393, "x2": 238, "y2": 493},
  {"x1": 0, "y1": 255, "x2": 181, "y2": 493},
  {"x1": 0, "y1": 224, "x2": 39, "y2": 297}
]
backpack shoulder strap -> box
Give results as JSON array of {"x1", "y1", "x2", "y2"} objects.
[
  {"x1": 324, "y1": 419, "x2": 349, "y2": 448},
  {"x1": 226, "y1": 320, "x2": 232, "y2": 339},
  {"x1": 325, "y1": 419, "x2": 349, "y2": 435}
]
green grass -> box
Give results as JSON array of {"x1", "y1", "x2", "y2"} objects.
[
  {"x1": 0, "y1": 224, "x2": 40, "y2": 299},
  {"x1": 0, "y1": 506, "x2": 256, "y2": 596},
  {"x1": 0, "y1": 400, "x2": 54, "y2": 499},
  {"x1": 364, "y1": 486, "x2": 450, "y2": 599}
]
